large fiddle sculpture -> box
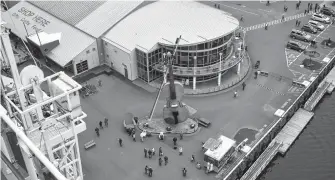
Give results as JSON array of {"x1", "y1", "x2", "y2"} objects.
[{"x1": 162, "y1": 37, "x2": 189, "y2": 125}]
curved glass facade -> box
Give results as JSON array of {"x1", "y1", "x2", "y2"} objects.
[{"x1": 136, "y1": 32, "x2": 234, "y2": 83}]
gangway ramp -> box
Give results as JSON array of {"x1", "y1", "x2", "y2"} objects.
[
  {"x1": 240, "y1": 142, "x2": 281, "y2": 180},
  {"x1": 274, "y1": 108, "x2": 314, "y2": 155},
  {"x1": 304, "y1": 81, "x2": 331, "y2": 111}
]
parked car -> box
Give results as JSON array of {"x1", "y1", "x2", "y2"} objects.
[
  {"x1": 320, "y1": 7, "x2": 335, "y2": 17},
  {"x1": 301, "y1": 24, "x2": 318, "y2": 34},
  {"x1": 286, "y1": 40, "x2": 306, "y2": 52},
  {"x1": 311, "y1": 13, "x2": 331, "y2": 24},
  {"x1": 290, "y1": 29, "x2": 312, "y2": 42},
  {"x1": 308, "y1": 20, "x2": 325, "y2": 31}
]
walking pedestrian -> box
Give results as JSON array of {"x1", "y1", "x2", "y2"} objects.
[
  {"x1": 99, "y1": 121, "x2": 103, "y2": 129},
  {"x1": 240, "y1": 15, "x2": 244, "y2": 22},
  {"x1": 296, "y1": 20, "x2": 299, "y2": 26},
  {"x1": 266, "y1": 0, "x2": 270, "y2": 6},
  {"x1": 242, "y1": 82, "x2": 246, "y2": 91},
  {"x1": 159, "y1": 157, "x2": 162, "y2": 166},
  {"x1": 164, "y1": 156, "x2": 168, "y2": 165},
  {"x1": 97, "y1": 79, "x2": 102, "y2": 87},
  {"x1": 151, "y1": 148, "x2": 155, "y2": 156},
  {"x1": 254, "y1": 71, "x2": 258, "y2": 79},
  {"x1": 281, "y1": 14, "x2": 285, "y2": 22},
  {"x1": 132, "y1": 133, "x2": 136, "y2": 142},
  {"x1": 145, "y1": 165, "x2": 148, "y2": 175},
  {"x1": 179, "y1": 146, "x2": 183, "y2": 155},
  {"x1": 191, "y1": 155, "x2": 195, "y2": 162},
  {"x1": 265, "y1": 23, "x2": 268, "y2": 30},
  {"x1": 148, "y1": 167, "x2": 153, "y2": 177},
  {"x1": 173, "y1": 137, "x2": 177, "y2": 146},
  {"x1": 182, "y1": 168, "x2": 187, "y2": 177},
  {"x1": 180, "y1": 132, "x2": 183, "y2": 140},
  {"x1": 298, "y1": 20, "x2": 301, "y2": 27},
  {"x1": 144, "y1": 148, "x2": 148, "y2": 158},
  {"x1": 304, "y1": 9, "x2": 307, "y2": 15},
  {"x1": 234, "y1": 91, "x2": 238, "y2": 98},
  {"x1": 104, "y1": 117, "x2": 108, "y2": 127},
  {"x1": 310, "y1": 4, "x2": 313, "y2": 11},
  {"x1": 159, "y1": 147, "x2": 163, "y2": 157},
  {"x1": 118, "y1": 138, "x2": 123, "y2": 147},
  {"x1": 95, "y1": 127, "x2": 100, "y2": 137}
]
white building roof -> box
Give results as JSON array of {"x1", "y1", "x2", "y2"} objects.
[
  {"x1": 28, "y1": 32, "x2": 61, "y2": 45},
  {"x1": 29, "y1": 1, "x2": 106, "y2": 26},
  {"x1": 76, "y1": 0, "x2": 144, "y2": 38},
  {"x1": 104, "y1": 0, "x2": 239, "y2": 53},
  {"x1": 1, "y1": 1, "x2": 95, "y2": 67},
  {"x1": 204, "y1": 135, "x2": 236, "y2": 160}
]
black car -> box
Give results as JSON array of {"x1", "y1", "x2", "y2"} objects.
[
  {"x1": 301, "y1": 24, "x2": 317, "y2": 34},
  {"x1": 320, "y1": 7, "x2": 335, "y2": 17},
  {"x1": 287, "y1": 40, "x2": 306, "y2": 52}
]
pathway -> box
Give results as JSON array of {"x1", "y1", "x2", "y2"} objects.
[{"x1": 243, "y1": 12, "x2": 310, "y2": 32}]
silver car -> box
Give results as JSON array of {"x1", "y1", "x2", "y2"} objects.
[
  {"x1": 308, "y1": 20, "x2": 325, "y2": 31},
  {"x1": 311, "y1": 13, "x2": 331, "y2": 24}
]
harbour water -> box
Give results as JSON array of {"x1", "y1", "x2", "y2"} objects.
[{"x1": 260, "y1": 94, "x2": 335, "y2": 180}]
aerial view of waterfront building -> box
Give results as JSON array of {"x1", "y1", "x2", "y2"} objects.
[{"x1": 1, "y1": 1, "x2": 335, "y2": 180}]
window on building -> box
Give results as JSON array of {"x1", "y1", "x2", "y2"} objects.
[{"x1": 76, "y1": 60, "x2": 89, "y2": 74}]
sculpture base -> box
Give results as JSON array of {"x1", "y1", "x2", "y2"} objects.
[
  {"x1": 138, "y1": 117, "x2": 199, "y2": 135},
  {"x1": 163, "y1": 105, "x2": 189, "y2": 124}
]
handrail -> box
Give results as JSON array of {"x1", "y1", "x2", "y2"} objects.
[{"x1": 1, "y1": 112, "x2": 68, "y2": 180}]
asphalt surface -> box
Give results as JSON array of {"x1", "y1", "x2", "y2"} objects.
[
  {"x1": 78, "y1": 1, "x2": 333, "y2": 180},
  {"x1": 9, "y1": 1, "x2": 334, "y2": 180}
]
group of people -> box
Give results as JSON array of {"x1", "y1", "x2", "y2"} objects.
[
  {"x1": 95, "y1": 118, "x2": 109, "y2": 137},
  {"x1": 143, "y1": 147, "x2": 169, "y2": 177}
]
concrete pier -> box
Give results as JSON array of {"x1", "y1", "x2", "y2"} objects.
[{"x1": 304, "y1": 81, "x2": 331, "y2": 112}]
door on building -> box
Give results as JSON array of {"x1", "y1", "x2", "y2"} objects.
[
  {"x1": 124, "y1": 66, "x2": 128, "y2": 79},
  {"x1": 76, "y1": 60, "x2": 89, "y2": 74}
]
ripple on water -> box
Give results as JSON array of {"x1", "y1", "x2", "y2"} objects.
[{"x1": 260, "y1": 95, "x2": 335, "y2": 180}]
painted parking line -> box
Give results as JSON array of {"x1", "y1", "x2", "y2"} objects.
[
  {"x1": 286, "y1": 23, "x2": 332, "y2": 67},
  {"x1": 210, "y1": 0, "x2": 259, "y2": 16}
]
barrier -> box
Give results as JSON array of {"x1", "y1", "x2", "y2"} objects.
[{"x1": 222, "y1": 52, "x2": 335, "y2": 180}]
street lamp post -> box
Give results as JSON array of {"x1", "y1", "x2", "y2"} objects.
[
  {"x1": 193, "y1": 56, "x2": 197, "y2": 90},
  {"x1": 163, "y1": 53, "x2": 167, "y2": 83},
  {"x1": 218, "y1": 52, "x2": 223, "y2": 86}
]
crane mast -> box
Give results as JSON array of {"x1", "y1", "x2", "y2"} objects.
[{"x1": 1, "y1": 23, "x2": 86, "y2": 180}]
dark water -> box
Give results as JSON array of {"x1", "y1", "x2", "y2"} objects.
[{"x1": 260, "y1": 94, "x2": 335, "y2": 180}]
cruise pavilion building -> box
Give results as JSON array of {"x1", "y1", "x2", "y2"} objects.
[{"x1": 103, "y1": 0, "x2": 240, "y2": 89}]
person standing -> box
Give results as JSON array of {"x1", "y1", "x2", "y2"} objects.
[
  {"x1": 145, "y1": 165, "x2": 148, "y2": 175},
  {"x1": 148, "y1": 149, "x2": 152, "y2": 158},
  {"x1": 104, "y1": 118, "x2": 108, "y2": 127},
  {"x1": 159, "y1": 157, "x2": 162, "y2": 166},
  {"x1": 173, "y1": 137, "x2": 177, "y2": 146},
  {"x1": 144, "y1": 148, "x2": 148, "y2": 158},
  {"x1": 240, "y1": 15, "x2": 244, "y2": 22},
  {"x1": 296, "y1": 20, "x2": 299, "y2": 26},
  {"x1": 242, "y1": 82, "x2": 246, "y2": 91},
  {"x1": 99, "y1": 121, "x2": 103, "y2": 129},
  {"x1": 148, "y1": 167, "x2": 153, "y2": 177},
  {"x1": 159, "y1": 147, "x2": 163, "y2": 157},
  {"x1": 191, "y1": 155, "x2": 195, "y2": 162},
  {"x1": 132, "y1": 133, "x2": 136, "y2": 142},
  {"x1": 118, "y1": 138, "x2": 123, "y2": 147},
  {"x1": 180, "y1": 133, "x2": 183, "y2": 140},
  {"x1": 164, "y1": 156, "x2": 168, "y2": 165},
  {"x1": 234, "y1": 91, "x2": 238, "y2": 98},
  {"x1": 179, "y1": 147, "x2": 183, "y2": 155}
]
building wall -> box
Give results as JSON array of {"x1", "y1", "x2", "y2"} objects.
[
  {"x1": 72, "y1": 41, "x2": 99, "y2": 75},
  {"x1": 103, "y1": 39, "x2": 137, "y2": 81}
]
